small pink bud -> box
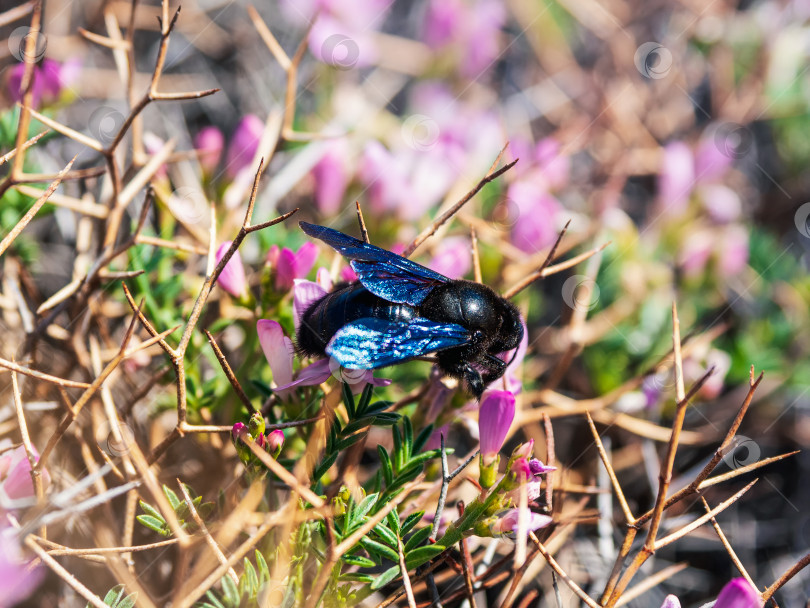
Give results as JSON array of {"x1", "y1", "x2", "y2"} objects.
[
  {"x1": 226, "y1": 114, "x2": 264, "y2": 179},
  {"x1": 714, "y1": 578, "x2": 762, "y2": 608},
  {"x1": 266, "y1": 429, "x2": 285, "y2": 455},
  {"x1": 214, "y1": 242, "x2": 247, "y2": 298},
  {"x1": 478, "y1": 390, "x2": 515, "y2": 465},
  {"x1": 231, "y1": 422, "x2": 248, "y2": 443},
  {"x1": 194, "y1": 126, "x2": 224, "y2": 173},
  {"x1": 528, "y1": 458, "x2": 556, "y2": 476}
]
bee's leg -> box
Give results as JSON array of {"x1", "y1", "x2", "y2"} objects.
[
  {"x1": 437, "y1": 354, "x2": 485, "y2": 399},
  {"x1": 480, "y1": 354, "x2": 507, "y2": 385}
]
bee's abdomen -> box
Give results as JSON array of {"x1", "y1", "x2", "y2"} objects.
[{"x1": 296, "y1": 282, "x2": 416, "y2": 357}]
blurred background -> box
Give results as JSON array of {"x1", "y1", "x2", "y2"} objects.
[{"x1": 2, "y1": 0, "x2": 810, "y2": 605}]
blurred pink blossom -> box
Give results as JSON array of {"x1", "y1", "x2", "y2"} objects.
[
  {"x1": 226, "y1": 115, "x2": 263, "y2": 179},
  {"x1": 700, "y1": 184, "x2": 742, "y2": 223},
  {"x1": 312, "y1": 140, "x2": 351, "y2": 215},
  {"x1": 340, "y1": 265, "x2": 358, "y2": 283},
  {"x1": 428, "y1": 236, "x2": 471, "y2": 279},
  {"x1": 0, "y1": 526, "x2": 44, "y2": 606},
  {"x1": 194, "y1": 126, "x2": 224, "y2": 174},
  {"x1": 214, "y1": 242, "x2": 247, "y2": 298},
  {"x1": 507, "y1": 181, "x2": 563, "y2": 253},
  {"x1": 7, "y1": 58, "x2": 79, "y2": 107},
  {"x1": 679, "y1": 229, "x2": 714, "y2": 277},
  {"x1": 274, "y1": 243, "x2": 319, "y2": 292},
  {"x1": 658, "y1": 141, "x2": 696, "y2": 214},
  {"x1": 695, "y1": 127, "x2": 733, "y2": 182},
  {"x1": 280, "y1": 0, "x2": 392, "y2": 68},
  {"x1": 0, "y1": 443, "x2": 50, "y2": 502},
  {"x1": 423, "y1": 0, "x2": 505, "y2": 78},
  {"x1": 478, "y1": 390, "x2": 515, "y2": 465},
  {"x1": 293, "y1": 277, "x2": 328, "y2": 331},
  {"x1": 719, "y1": 226, "x2": 749, "y2": 275},
  {"x1": 489, "y1": 509, "x2": 552, "y2": 538},
  {"x1": 497, "y1": 315, "x2": 528, "y2": 394}
]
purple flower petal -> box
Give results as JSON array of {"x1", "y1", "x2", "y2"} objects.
[
  {"x1": 528, "y1": 458, "x2": 556, "y2": 476},
  {"x1": 478, "y1": 390, "x2": 515, "y2": 462},
  {"x1": 428, "y1": 236, "x2": 471, "y2": 280},
  {"x1": 275, "y1": 248, "x2": 298, "y2": 292},
  {"x1": 215, "y1": 242, "x2": 247, "y2": 298},
  {"x1": 257, "y1": 320, "x2": 295, "y2": 389},
  {"x1": 659, "y1": 595, "x2": 682, "y2": 608},
  {"x1": 293, "y1": 279, "x2": 328, "y2": 331},
  {"x1": 0, "y1": 526, "x2": 44, "y2": 606},
  {"x1": 194, "y1": 126, "x2": 224, "y2": 173},
  {"x1": 658, "y1": 142, "x2": 695, "y2": 214},
  {"x1": 491, "y1": 508, "x2": 552, "y2": 537},
  {"x1": 714, "y1": 578, "x2": 761, "y2": 608},
  {"x1": 508, "y1": 182, "x2": 563, "y2": 253},
  {"x1": 294, "y1": 242, "x2": 319, "y2": 280},
  {"x1": 313, "y1": 141, "x2": 350, "y2": 215},
  {"x1": 226, "y1": 114, "x2": 264, "y2": 179},
  {"x1": 274, "y1": 359, "x2": 332, "y2": 390}
]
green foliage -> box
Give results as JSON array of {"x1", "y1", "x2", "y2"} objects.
[
  {"x1": 89, "y1": 585, "x2": 137, "y2": 608},
  {"x1": 136, "y1": 483, "x2": 215, "y2": 537}
]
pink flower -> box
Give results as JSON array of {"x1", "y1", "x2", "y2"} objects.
[
  {"x1": 143, "y1": 132, "x2": 169, "y2": 180},
  {"x1": 478, "y1": 390, "x2": 515, "y2": 464},
  {"x1": 428, "y1": 236, "x2": 471, "y2": 279},
  {"x1": 214, "y1": 242, "x2": 247, "y2": 298},
  {"x1": 7, "y1": 58, "x2": 78, "y2": 107},
  {"x1": 0, "y1": 444, "x2": 50, "y2": 502},
  {"x1": 714, "y1": 578, "x2": 762, "y2": 608},
  {"x1": 424, "y1": 424, "x2": 451, "y2": 452},
  {"x1": 226, "y1": 115, "x2": 264, "y2": 179},
  {"x1": 659, "y1": 596, "x2": 681, "y2": 608},
  {"x1": 507, "y1": 182, "x2": 563, "y2": 254},
  {"x1": 695, "y1": 125, "x2": 733, "y2": 182},
  {"x1": 293, "y1": 277, "x2": 329, "y2": 331},
  {"x1": 194, "y1": 126, "x2": 224, "y2": 174},
  {"x1": 340, "y1": 265, "x2": 358, "y2": 282},
  {"x1": 658, "y1": 142, "x2": 695, "y2": 214},
  {"x1": 498, "y1": 315, "x2": 528, "y2": 394},
  {"x1": 701, "y1": 184, "x2": 742, "y2": 223},
  {"x1": 230, "y1": 422, "x2": 248, "y2": 443},
  {"x1": 510, "y1": 456, "x2": 532, "y2": 480},
  {"x1": 528, "y1": 458, "x2": 556, "y2": 476},
  {"x1": 312, "y1": 140, "x2": 351, "y2": 215},
  {"x1": 719, "y1": 225, "x2": 749, "y2": 276},
  {"x1": 265, "y1": 429, "x2": 285, "y2": 454},
  {"x1": 679, "y1": 229, "x2": 714, "y2": 277},
  {"x1": 257, "y1": 320, "x2": 388, "y2": 398},
  {"x1": 274, "y1": 243, "x2": 319, "y2": 292},
  {"x1": 423, "y1": 0, "x2": 505, "y2": 78},
  {"x1": 0, "y1": 525, "x2": 44, "y2": 605},
  {"x1": 489, "y1": 509, "x2": 552, "y2": 538}
]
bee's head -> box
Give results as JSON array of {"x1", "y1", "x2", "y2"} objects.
[{"x1": 490, "y1": 301, "x2": 524, "y2": 359}]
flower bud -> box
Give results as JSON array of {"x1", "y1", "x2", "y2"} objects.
[{"x1": 215, "y1": 242, "x2": 247, "y2": 299}]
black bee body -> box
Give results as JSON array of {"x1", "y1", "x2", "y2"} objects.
[{"x1": 296, "y1": 222, "x2": 524, "y2": 398}]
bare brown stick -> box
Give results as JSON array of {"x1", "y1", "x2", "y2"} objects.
[
  {"x1": 529, "y1": 532, "x2": 600, "y2": 608},
  {"x1": 614, "y1": 563, "x2": 688, "y2": 607},
  {"x1": 701, "y1": 497, "x2": 757, "y2": 591},
  {"x1": 356, "y1": 201, "x2": 370, "y2": 244},
  {"x1": 204, "y1": 329, "x2": 256, "y2": 413},
  {"x1": 0, "y1": 129, "x2": 48, "y2": 166},
  {"x1": 502, "y1": 240, "x2": 610, "y2": 299},
  {"x1": 586, "y1": 412, "x2": 634, "y2": 524},
  {"x1": 25, "y1": 537, "x2": 107, "y2": 608},
  {"x1": 543, "y1": 413, "x2": 556, "y2": 512},
  {"x1": 470, "y1": 226, "x2": 482, "y2": 284},
  {"x1": 397, "y1": 534, "x2": 417, "y2": 608},
  {"x1": 0, "y1": 358, "x2": 91, "y2": 389},
  {"x1": 0, "y1": 156, "x2": 76, "y2": 257},
  {"x1": 762, "y1": 551, "x2": 810, "y2": 602},
  {"x1": 402, "y1": 145, "x2": 518, "y2": 258}
]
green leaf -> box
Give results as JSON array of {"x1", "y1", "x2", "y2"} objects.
[
  {"x1": 377, "y1": 445, "x2": 393, "y2": 487},
  {"x1": 339, "y1": 573, "x2": 375, "y2": 583},
  {"x1": 398, "y1": 449, "x2": 454, "y2": 477},
  {"x1": 116, "y1": 593, "x2": 137, "y2": 608},
  {"x1": 402, "y1": 417, "x2": 413, "y2": 460},
  {"x1": 101, "y1": 585, "x2": 125, "y2": 606},
  {"x1": 356, "y1": 384, "x2": 374, "y2": 416},
  {"x1": 221, "y1": 574, "x2": 240, "y2": 605},
  {"x1": 403, "y1": 526, "x2": 432, "y2": 553},
  {"x1": 162, "y1": 485, "x2": 181, "y2": 510},
  {"x1": 255, "y1": 550, "x2": 270, "y2": 584},
  {"x1": 342, "y1": 381, "x2": 356, "y2": 419},
  {"x1": 412, "y1": 424, "x2": 433, "y2": 454},
  {"x1": 335, "y1": 432, "x2": 367, "y2": 452},
  {"x1": 341, "y1": 416, "x2": 377, "y2": 436},
  {"x1": 370, "y1": 565, "x2": 400, "y2": 590},
  {"x1": 359, "y1": 537, "x2": 399, "y2": 563},
  {"x1": 242, "y1": 557, "x2": 258, "y2": 596},
  {"x1": 138, "y1": 500, "x2": 163, "y2": 522},
  {"x1": 405, "y1": 544, "x2": 445, "y2": 569},
  {"x1": 401, "y1": 511, "x2": 424, "y2": 535},
  {"x1": 386, "y1": 509, "x2": 400, "y2": 534},
  {"x1": 342, "y1": 555, "x2": 376, "y2": 568},
  {"x1": 392, "y1": 425, "x2": 403, "y2": 471},
  {"x1": 136, "y1": 515, "x2": 169, "y2": 536},
  {"x1": 353, "y1": 493, "x2": 378, "y2": 524},
  {"x1": 373, "y1": 523, "x2": 398, "y2": 549},
  {"x1": 312, "y1": 451, "x2": 338, "y2": 482},
  {"x1": 371, "y1": 413, "x2": 400, "y2": 425},
  {"x1": 203, "y1": 590, "x2": 226, "y2": 608}
]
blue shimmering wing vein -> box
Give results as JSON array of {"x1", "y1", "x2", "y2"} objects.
[
  {"x1": 299, "y1": 222, "x2": 447, "y2": 306},
  {"x1": 325, "y1": 317, "x2": 470, "y2": 369}
]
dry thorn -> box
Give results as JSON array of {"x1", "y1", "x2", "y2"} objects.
[
  {"x1": 25, "y1": 537, "x2": 108, "y2": 608},
  {"x1": 397, "y1": 534, "x2": 417, "y2": 608},
  {"x1": 403, "y1": 145, "x2": 518, "y2": 258},
  {"x1": 762, "y1": 551, "x2": 810, "y2": 602},
  {"x1": 356, "y1": 201, "x2": 370, "y2": 243},
  {"x1": 247, "y1": 5, "x2": 291, "y2": 69},
  {"x1": 614, "y1": 563, "x2": 688, "y2": 607},
  {"x1": 529, "y1": 532, "x2": 600, "y2": 608},
  {"x1": 204, "y1": 329, "x2": 256, "y2": 414},
  {"x1": 701, "y1": 497, "x2": 758, "y2": 591},
  {"x1": 585, "y1": 412, "x2": 634, "y2": 524},
  {"x1": 470, "y1": 226, "x2": 482, "y2": 283},
  {"x1": 0, "y1": 129, "x2": 49, "y2": 167},
  {"x1": 0, "y1": 358, "x2": 91, "y2": 389}
]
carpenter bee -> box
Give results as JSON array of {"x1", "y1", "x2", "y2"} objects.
[{"x1": 296, "y1": 222, "x2": 523, "y2": 399}]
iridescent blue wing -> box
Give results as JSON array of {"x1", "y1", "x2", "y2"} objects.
[
  {"x1": 299, "y1": 221, "x2": 448, "y2": 305},
  {"x1": 325, "y1": 317, "x2": 470, "y2": 369}
]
